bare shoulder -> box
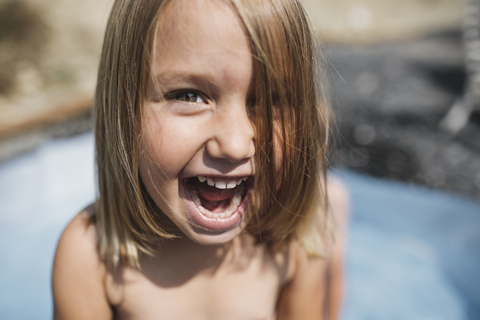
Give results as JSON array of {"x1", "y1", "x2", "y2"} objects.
[
  {"x1": 52, "y1": 204, "x2": 112, "y2": 320},
  {"x1": 327, "y1": 177, "x2": 349, "y2": 230},
  {"x1": 276, "y1": 179, "x2": 348, "y2": 320},
  {"x1": 325, "y1": 177, "x2": 349, "y2": 259},
  {"x1": 324, "y1": 178, "x2": 348, "y2": 320},
  {"x1": 276, "y1": 242, "x2": 329, "y2": 320}
]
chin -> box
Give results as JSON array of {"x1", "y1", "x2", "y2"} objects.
[{"x1": 182, "y1": 226, "x2": 247, "y2": 246}]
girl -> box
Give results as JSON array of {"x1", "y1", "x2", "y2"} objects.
[{"x1": 52, "y1": 0, "x2": 346, "y2": 319}]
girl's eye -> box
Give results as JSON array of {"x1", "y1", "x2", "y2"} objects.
[
  {"x1": 175, "y1": 92, "x2": 205, "y2": 103},
  {"x1": 247, "y1": 97, "x2": 257, "y2": 119}
]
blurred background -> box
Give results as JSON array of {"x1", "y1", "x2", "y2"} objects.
[
  {"x1": 0, "y1": 0, "x2": 477, "y2": 197},
  {"x1": 0, "y1": 0, "x2": 479, "y2": 319}
]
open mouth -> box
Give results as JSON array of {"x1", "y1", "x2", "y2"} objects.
[{"x1": 185, "y1": 176, "x2": 252, "y2": 219}]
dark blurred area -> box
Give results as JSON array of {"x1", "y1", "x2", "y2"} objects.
[{"x1": 327, "y1": 30, "x2": 480, "y2": 199}]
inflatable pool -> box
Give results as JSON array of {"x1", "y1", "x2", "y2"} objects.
[{"x1": 0, "y1": 132, "x2": 479, "y2": 319}]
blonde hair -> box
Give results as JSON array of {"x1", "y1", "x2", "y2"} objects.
[{"x1": 94, "y1": 0, "x2": 331, "y2": 268}]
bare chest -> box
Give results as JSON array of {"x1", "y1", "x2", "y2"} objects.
[{"x1": 108, "y1": 247, "x2": 288, "y2": 320}]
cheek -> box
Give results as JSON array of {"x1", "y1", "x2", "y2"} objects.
[
  {"x1": 140, "y1": 116, "x2": 168, "y2": 172},
  {"x1": 138, "y1": 108, "x2": 204, "y2": 215},
  {"x1": 138, "y1": 114, "x2": 180, "y2": 197},
  {"x1": 140, "y1": 111, "x2": 191, "y2": 174},
  {"x1": 138, "y1": 130, "x2": 181, "y2": 214}
]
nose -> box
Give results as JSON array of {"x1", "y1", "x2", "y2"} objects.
[{"x1": 206, "y1": 105, "x2": 255, "y2": 163}]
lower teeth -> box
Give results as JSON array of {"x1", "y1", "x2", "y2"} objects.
[{"x1": 187, "y1": 185, "x2": 243, "y2": 219}]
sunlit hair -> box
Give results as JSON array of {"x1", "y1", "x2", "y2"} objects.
[{"x1": 94, "y1": 0, "x2": 332, "y2": 268}]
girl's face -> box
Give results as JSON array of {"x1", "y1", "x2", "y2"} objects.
[{"x1": 140, "y1": 0, "x2": 257, "y2": 245}]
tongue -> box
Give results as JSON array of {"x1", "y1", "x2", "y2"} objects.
[
  {"x1": 193, "y1": 179, "x2": 235, "y2": 201},
  {"x1": 192, "y1": 179, "x2": 236, "y2": 212}
]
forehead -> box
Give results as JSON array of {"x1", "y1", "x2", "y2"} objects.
[{"x1": 152, "y1": 0, "x2": 252, "y2": 86}]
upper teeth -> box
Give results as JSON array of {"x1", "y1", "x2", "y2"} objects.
[{"x1": 198, "y1": 176, "x2": 248, "y2": 189}]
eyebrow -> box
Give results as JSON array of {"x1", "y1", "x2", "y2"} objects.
[{"x1": 152, "y1": 70, "x2": 221, "y2": 92}]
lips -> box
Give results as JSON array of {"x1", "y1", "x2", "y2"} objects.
[{"x1": 183, "y1": 176, "x2": 252, "y2": 232}]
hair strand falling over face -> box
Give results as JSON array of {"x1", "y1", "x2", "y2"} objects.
[{"x1": 94, "y1": 0, "x2": 332, "y2": 268}]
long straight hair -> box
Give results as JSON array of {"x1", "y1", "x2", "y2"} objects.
[{"x1": 94, "y1": 0, "x2": 331, "y2": 268}]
